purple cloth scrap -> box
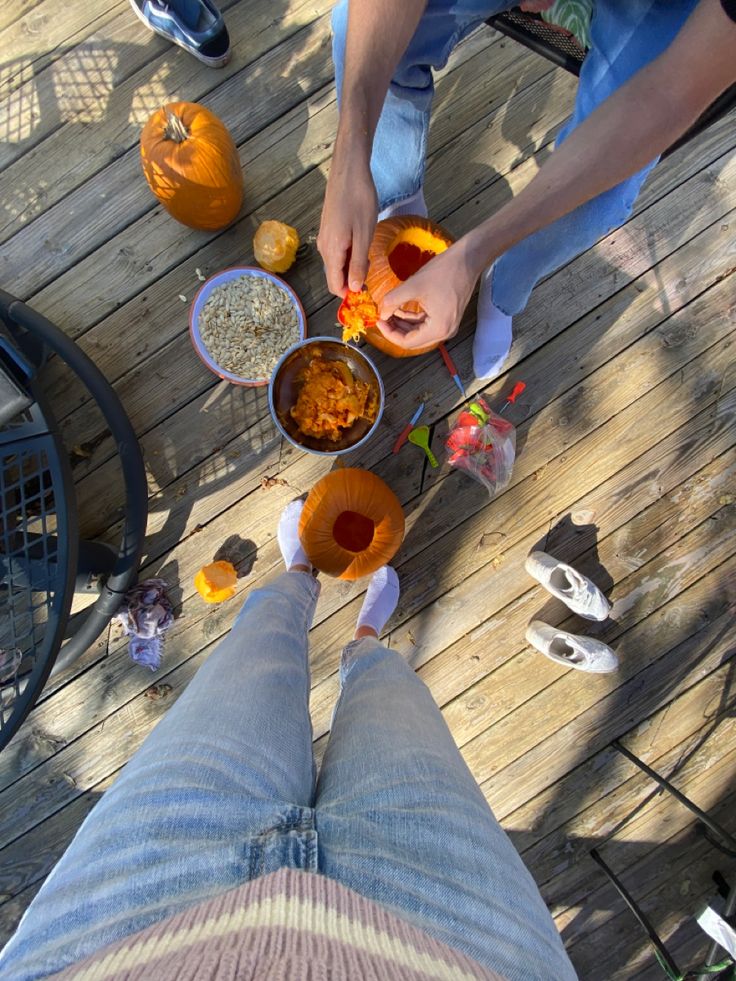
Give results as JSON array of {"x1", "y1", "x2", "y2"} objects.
[{"x1": 115, "y1": 578, "x2": 174, "y2": 671}]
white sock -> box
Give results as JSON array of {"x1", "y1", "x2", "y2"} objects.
[
  {"x1": 278, "y1": 500, "x2": 310, "y2": 570},
  {"x1": 377, "y1": 188, "x2": 428, "y2": 222},
  {"x1": 356, "y1": 566, "x2": 400, "y2": 636},
  {"x1": 473, "y1": 265, "x2": 513, "y2": 381}
]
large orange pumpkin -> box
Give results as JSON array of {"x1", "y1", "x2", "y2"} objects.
[
  {"x1": 363, "y1": 214, "x2": 454, "y2": 358},
  {"x1": 140, "y1": 102, "x2": 243, "y2": 231},
  {"x1": 299, "y1": 468, "x2": 404, "y2": 580}
]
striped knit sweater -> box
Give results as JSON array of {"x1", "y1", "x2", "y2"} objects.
[{"x1": 51, "y1": 869, "x2": 503, "y2": 980}]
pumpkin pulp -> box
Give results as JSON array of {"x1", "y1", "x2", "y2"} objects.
[{"x1": 332, "y1": 510, "x2": 375, "y2": 553}]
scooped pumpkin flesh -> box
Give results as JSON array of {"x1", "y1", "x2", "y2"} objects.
[
  {"x1": 338, "y1": 289, "x2": 379, "y2": 343},
  {"x1": 194, "y1": 560, "x2": 238, "y2": 603},
  {"x1": 290, "y1": 357, "x2": 378, "y2": 442}
]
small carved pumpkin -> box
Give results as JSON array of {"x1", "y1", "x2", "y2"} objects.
[
  {"x1": 140, "y1": 102, "x2": 243, "y2": 231},
  {"x1": 298, "y1": 468, "x2": 404, "y2": 580},
  {"x1": 194, "y1": 560, "x2": 238, "y2": 603},
  {"x1": 360, "y1": 214, "x2": 454, "y2": 358},
  {"x1": 253, "y1": 220, "x2": 300, "y2": 273}
]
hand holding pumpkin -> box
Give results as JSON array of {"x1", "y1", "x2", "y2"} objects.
[
  {"x1": 317, "y1": 142, "x2": 377, "y2": 297},
  {"x1": 376, "y1": 240, "x2": 482, "y2": 352}
]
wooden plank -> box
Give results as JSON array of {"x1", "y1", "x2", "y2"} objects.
[
  {"x1": 0, "y1": 0, "x2": 331, "y2": 238},
  {"x1": 0, "y1": 0, "x2": 46, "y2": 35},
  {"x1": 0, "y1": 5, "x2": 166, "y2": 176},
  {"x1": 0, "y1": 882, "x2": 43, "y2": 949},
  {"x1": 306, "y1": 290, "x2": 736, "y2": 729},
  {"x1": 439, "y1": 455, "x2": 736, "y2": 754},
  {"x1": 503, "y1": 638, "x2": 736, "y2": 866},
  {"x1": 55, "y1": 132, "x2": 736, "y2": 501},
  {"x1": 35, "y1": 26, "x2": 556, "y2": 423},
  {"x1": 563, "y1": 788, "x2": 736, "y2": 978},
  {"x1": 0, "y1": 374, "x2": 731, "y2": 852},
  {"x1": 555, "y1": 746, "x2": 736, "y2": 938},
  {"x1": 476, "y1": 552, "x2": 736, "y2": 814},
  {"x1": 523, "y1": 707, "x2": 736, "y2": 916},
  {"x1": 312, "y1": 471, "x2": 736, "y2": 761},
  {"x1": 0, "y1": 0, "x2": 126, "y2": 96},
  {"x1": 37, "y1": 25, "x2": 528, "y2": 412},
  {"x1": 0, "y1": 773, "x2": 115, "y2": 907},
  {"x1": 14, "y1": 270, "x2": 733, "y2": 794},
  {"x1": 66, "y1": 198, "x2": 735, "y2": 602},
  {"x1": 45, "y1": 33, "x2": 734, "y2": 470},
  {"x1": 0, "y1": 10, "x2": 337, "y2": 301}
]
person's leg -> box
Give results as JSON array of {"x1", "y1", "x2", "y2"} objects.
[
  {"x1": 315, "y1": 574, "x2": 575, "y2": 981},
  {"x1": 0, "y1": 506, "x2": 319, "y2": 980},
  {"x1": 474, "y1": 0, "x2": 700, "y2": 379},
  {"x1": 331, "y1": 0, "x2": 515, "y2": 214}
]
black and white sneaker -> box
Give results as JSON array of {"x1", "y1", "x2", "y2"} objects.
[{"x1": 129, "y1": 0, "x2": 230, "y2": 68}]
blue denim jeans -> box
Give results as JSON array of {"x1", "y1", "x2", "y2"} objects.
[
  {"x1": 0, "y1": 571, "x2": 575, "y2": 980},
  {"x1": 331, "y1": 0, "x2": 698, "y2": 314}
]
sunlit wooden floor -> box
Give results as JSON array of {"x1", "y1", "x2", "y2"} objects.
[{"x1": 1, "y1": 2, "x2": 734, "y2": 976}]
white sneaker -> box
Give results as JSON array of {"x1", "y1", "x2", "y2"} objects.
[
  {"x1": 525, "y1": 550, "x2": 611, "y2": 621},
  {"x1": 526, "y1": 621, "x2": 618, "y2": 674}
]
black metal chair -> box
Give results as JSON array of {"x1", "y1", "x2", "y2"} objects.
[
  {"x1": 486, "y1": 9, "x2": 736, "y2": 158},
  {"x1": 590, "y1": 741, "x2": 736, "y2": 981},
  {"x1": 0, "y1": 290, "x2": 148, "y2": 751}
]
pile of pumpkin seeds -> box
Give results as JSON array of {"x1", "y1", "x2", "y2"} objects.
[{"x1": 198, "y1": 275, "x2": 301, "y2": 380}]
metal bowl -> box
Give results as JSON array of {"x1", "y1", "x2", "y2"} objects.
[
  {"x1": 268, "y1": 337, "x2": 384, "y2": 456},
  {"x1": 189, "y1": 266, "x2": 306, "y2": 387}
]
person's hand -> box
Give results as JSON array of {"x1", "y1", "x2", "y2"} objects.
[
  {"x1": 317, "y1": 143, "x2": 378, "y2": 298},
  {"x1": 376, "y1": 240, "x2": 483, "y2": 351}
]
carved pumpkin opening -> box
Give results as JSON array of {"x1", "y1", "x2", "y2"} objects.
[
  {"x1": 332, "y1": 510, "x2": 375, "y2": 553},
  {"x1": 386, "y1": 227, "x2": 450, "y2": 281},
  {"x1": 299, "y1": 468, "x2": 405, "y2": 580}
]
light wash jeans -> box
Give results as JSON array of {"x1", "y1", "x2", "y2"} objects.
[
  {"x1": 0, "y1": 571, "x2": 575, "y2": 980},
  {"x1": 331, "y1": 0, "x2": 699, "y2": 315}
]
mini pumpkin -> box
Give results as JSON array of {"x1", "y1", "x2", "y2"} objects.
[
  {"x1": 359, "y1": 214, "x2": 454, "y2": 358},
  {"x1": 253, "y1": 220, "x2": 300, "y2": 273},
  {"x1": 140, "y1": 102, "x2": 243, "y2": 231},
  {"x1": 298, "y1": 468, "x2": 404, "y2": 580},
  {"x1": 194, "y1": 560, "x2": 238, "y2": 603}
]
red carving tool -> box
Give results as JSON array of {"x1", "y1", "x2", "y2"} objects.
[
  {"x1": 498, "y1": 381, "x2": 526, "y2": 415},
  {"x1": 438, "y1": 343, "x2": 466, "y2": 397},
  {"x1": 392, "y1": 403, "x2": 425, "y2": 455}
]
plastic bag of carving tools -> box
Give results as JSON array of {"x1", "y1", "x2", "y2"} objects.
[{"x1": 445, "y1": 396, "x2": 516, "y2": 498}]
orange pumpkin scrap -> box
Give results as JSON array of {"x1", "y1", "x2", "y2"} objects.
[
  {"x1": 299, "y1": 468, "x2": 404, "y2": 580},
  {"x1": 290, "y1": 357, "x2": 378, "y2": 442},
  {"x1": 194, "y1": 560, "x2": 238, "y2": 603},
  {"x1": 339, "y1": 215, "x2": 454, "y2": 358},
  {"x1": 338, "y1": 289, "x2": 379, "y2": 343},
  {"x1": 253, "y1": 220, "x2": 300, "y2": 273},
  {"x1": 140, "y1": 101, "x2": 243, "y2": 231}
]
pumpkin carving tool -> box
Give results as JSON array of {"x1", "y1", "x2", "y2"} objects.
[
  {"x1": 438, "y1": 343, "x2": 466, "y2": 397},
  {"x1": 408, "y1": 425, "x2": 439, "y2": 468},
  {"x1": 392, "y1": 402, "x2": 425, "y2": 455},
  {"x1": 497, "y1": 380, "x2": 526, "y2": 415}
]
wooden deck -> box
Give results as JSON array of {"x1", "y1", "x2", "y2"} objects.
[{"x1": 1, "y1": 1, "x2": 735, "y2": 976}]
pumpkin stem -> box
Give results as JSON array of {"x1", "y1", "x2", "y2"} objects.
[{"x1": 163, "y1": 110, "x2": 189, "y2": 143}]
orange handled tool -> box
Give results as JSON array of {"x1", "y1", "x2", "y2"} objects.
[
  {"x1": 438, "y1": 343, "x2": 465, "y2": 396},
  {"x1": 498, "y1": 381, "x2": 526, "y2": 414},
  {"x1": 392, "y1": 403, "x2": 425, "y2": 454}
]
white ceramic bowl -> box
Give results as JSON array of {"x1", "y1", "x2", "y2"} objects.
[
  {"x1": 189, "y1": 266, "x2": 306, "y2": 386},
  {"x1": 268, "y1": 336, "x2": 385, "y2": 456}
]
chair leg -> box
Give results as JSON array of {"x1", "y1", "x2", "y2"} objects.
[
  {"x1": 590, "y1": 848, "x2": 681, "y2": 978},
  {"x1": 699, "y1": 878, "x2": 736, "y2": 980},
  {"x1": 612, "y1": 740, "x2": 736, "y2": 856}
]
